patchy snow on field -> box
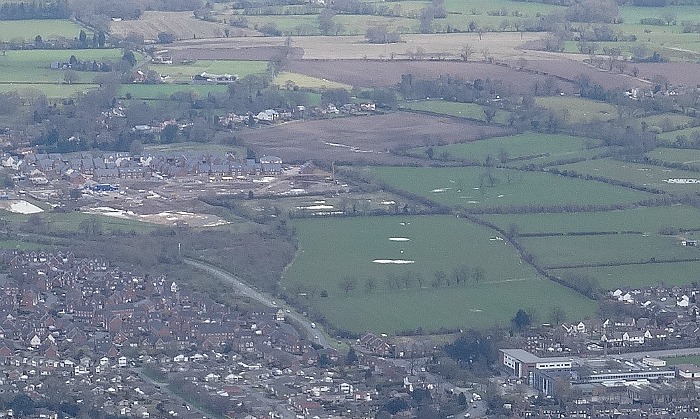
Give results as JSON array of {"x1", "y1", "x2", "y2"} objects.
[
  {"x1": 84, "y1": 206, "x2": 230, "y2": 227},
  {"x1": 3, "y1": 200, "x2": 43, "y2": 214},
  {"x1": 373, "y1": 259, "x2": 415, "y2": 264},
  {"x1": 389, "y1": 237, "x2": 410, "y2": 242},
  {"x1": 297, "y1": 205, "x2": 334, "y2": 210}
]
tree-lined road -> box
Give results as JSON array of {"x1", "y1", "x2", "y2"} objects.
[{"x1": 183, "y1": 258, "x2": 330, "y2": 348}]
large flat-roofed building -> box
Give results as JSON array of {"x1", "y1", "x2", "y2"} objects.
[{"x1": 499, "y1": 349, "x2": 574, "y2": 383}]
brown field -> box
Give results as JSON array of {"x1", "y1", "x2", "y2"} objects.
[
  {"x1": 168, "y1": 32, "x2": 550, "y2": 60},
  {"x1": 170, "y1": 46, "x2": 303, "y2": 62},
  {"x1": 516, "y1": 58, "x2": 649, "y2": 90},
  {"x1": 110, "y1": 11, "x2": 259, "y2": 41},
  {"x1": 630, "y1": 62, "x2": 700, "y2": 88},
  {"x1": 287, "y1": 59, "x2": 577, "y2": 94},
  {"x1": 240, "y1": 112, "x2": 512, "y2": 164}
]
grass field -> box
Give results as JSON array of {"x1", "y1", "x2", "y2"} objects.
[
  {"x1": 274, "y1": 72, "x2": 352, "y2": 90},
  {"x1": 283, "y1": 215, "x2": 595, "y2": 332},
  {"x1": 520, "y1": 234, "x2": 696, "y2": 268},
  {"x1": 482, "y1": 205, "x2": 700, "y2": 235},
  {"x1": 0, "y1": 19, "x2": 89, "y2": 42},
  {"x1": 118, "y1": 84, "x2": 227, "y2": 99},
  {"x1": 0, "y1": 83, "x2": 99, "y2": 98},
  {"x1": 658, "y1": 126, "x2": 700, "y2": 143},
  {"x1": 0, "y1": 49, "x2": 124, "y2": 85},
  {"x1": 414, "y1": 132, "x2": 599, "y2": 164},
  {"x1": 0, "y1": 209, "x2": 156, "y2": 234},
  {"x1": 663, "y1": 355, "x2": 700, "y2": 366},
  {"x1": 367, "y1": 166, "x2": 652, "y2": 209},
  {"x1": 557, "y1": 158, "x2": 700, "y2": 193},
  {"x1": 159, "y1": 60, "x2": 268, "y2": 83},
  {"x1": 552, "y1": 260, "x2": 700, "y2": 290},
  {"x1": 400, "y1": 100, "x2": 511, "y2": 125},
  {"x1": 536, "y1": 96, "x2": 618, "y2": 124},
  {"x1": 646, "y1": 148, "x2": 700, "y2": 170},
  {"x1": 638, "y1": 113, "x2": 695, "y2": 132}
]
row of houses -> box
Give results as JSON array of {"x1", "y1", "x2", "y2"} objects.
[{"x1": 9, "y1": 151, "x2": 285, "y2": 183}]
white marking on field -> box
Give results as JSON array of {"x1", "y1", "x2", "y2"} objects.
[
  {"x1": 389, "y1": 237, "x2": 410, "y2": 242},
  {"x1": 664, "y1": 178, "x2": 700, "y2": 184},
  {"x1": 469, "y1": 309, "x2": 483, "y2": 313},
  {"x1": 373, "y1": 259, "x2": 415, "y2": 264},
  {"x1": 5, "y1": 200, "x2": 43, "y2": 214},
  {"x1": 381, "y1": 200, "x2": 396, "y2": 205},
  {"x1": 431, "y1": 188, "x2": 450, "y2": 193},
  {"x1": 297, "y1": 205, "x2": 334, "y2": 210}
]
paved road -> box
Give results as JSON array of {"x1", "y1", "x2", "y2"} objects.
[
  {"x1": 183, "y1": 258, "x2": 330, "y2": 348},
  {"x1": 610, "y1": 347, "x2": 700, "y2": 360},
  {"x1": 132, "y1": 367, "x2": 209, "y2": 418}
]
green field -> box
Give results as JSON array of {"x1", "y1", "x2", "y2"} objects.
[
  {"x1": 647, "y1": 148, "x2": 700, "y2": 170},
  {"x1": 0, "y1": 49, "x2": 124, "y2": 85},
  {"x1": 284, "y1": 215, "x2": 595, "y2": 332},
  {"x1": 367, "y1": 166, "x2": 652, "y2": 209},
  {"x1": 0, "y1": 209, "x2": 156, "y2": 234},
  {"x1": 638, "y1": 113, "x2": 696, "y2": 132},
  {"x1": 552, "y1": 260, "x2": 700, "y2": 290},
  {"x1": 0, "y1": 19, "x2": 89, "y2": 42},
  {"x1": 658, "y1": 126, "x2": 700, "y2": 143},
  {"x1": 663, "y1": 355, "x2": 700, "y2": 366},
  {"x1": 0, "y1": 83, "x2": 99, "y2": 98},
  {"x1": 401, "y1": 100, "x2": 511, "y2": 124},
  {"x1": 536, "y1": 96, "x2": 617, "y2": 124},
  {"x1": 416, "y1": 132, "x2": 599, "y2": 164},
  {"x1": 118, "y1": 83, "x2": 227, "y2": 99},
  {"x1": 274, "y1": 72, "x2": 352, "y2": 90},
  {"x1": 158, "y1": 60, "x2": 268, "y2": 82},
  {"x1": 482, "y1": 205, "x2": 700, "y2": 235},
  {"x1": 520, "y1": 234, "x2": 696, "y2": 268},
  {"x1": 557, "y1": 158, "x2": 700, "y2": 193}
]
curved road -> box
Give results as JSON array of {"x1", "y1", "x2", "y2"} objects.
[{"x1": 183, "y1": 258, "x2": 330, "y2": 348}]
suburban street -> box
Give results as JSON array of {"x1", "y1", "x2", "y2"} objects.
[{"x1": 183, "y1": 258, "x2": 331, "y2": 348}]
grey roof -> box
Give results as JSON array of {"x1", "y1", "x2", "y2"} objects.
[{"x1": 500, "y1": 348, "x2": 572, "y2": 364}]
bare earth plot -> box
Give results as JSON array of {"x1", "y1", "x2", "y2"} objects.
[
  {"x1": 287, "y1": 59, "x2": 577, "y2": 94},
  {"x1": 168, "y1": 32, "x2": 549, "y2": 60},
  {"x1": 512, "y1": 58, "x2": 648, "y2": 90},
  {"x1": 110, "y1": 11, "x2": 259, "y2": 42},
  {"x1": 169, "y1": 46, "x2": 303, "y2": 62},
  {"x1": 241, "y1": 113, "x2": 512, "y2": 164}
]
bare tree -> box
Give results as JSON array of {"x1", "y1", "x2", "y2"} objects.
[{"x1": 460, "y1": 44, "x2": 474, "y2": 61}]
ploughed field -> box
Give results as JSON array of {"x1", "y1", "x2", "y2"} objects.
[{"x1": 241, "y1": 112, "x2": 512, "y2": 164}]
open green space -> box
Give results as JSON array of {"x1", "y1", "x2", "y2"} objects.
[
  {"x1": 557, "y1": 158, "x2": 700, "y2": 193},
  {"x1": 619, "y1": 5, "x2": 700, "y2": 26},
  {"x1": 0, "y1": 210, "x2": 157, "y2": 234},
  {"x1": 638, "y1": 113, "x2": 696, "y2": 132},
  {"x1": 284, "y1": 215, "x2": 595, "y2": 332},
  {"x1": 0, "y1": 239, "x2": 48, "y2": 251},
  {"x1": 536, "y1": 96, "x2": 617, "y2": 124},
  {"x1": 552, "y1": 260, "x2": 700, "y2": 291},
  {"x1": 401, "y1": 100, "x2": 511, "y2": 124},
  {"x1": 0, "y1": 83, "x2": 99, "y2": 98},
  {"x1": 274, "y1": 72, "x2": 352, "y2": 90},
  {"x1": 647, "y1": 147, "x2": 700, "y2": 170},
  {"x1": 312, "y1": 278, "x2": 596, "y2": 333},
  {"x1": 118, "y1": 83, "x2": 227, "y2": 99},
  {"x1": 415, "y1": 132, "x2": 599, "y2": 164},
  {"x1": 366, "y1": 166, "x2": 652, "y2": 209},
  {"x1": 0, "y1": 49, "x2": 123, "y2": 84},
  {"x1": 158, "y1": 60, "x2": 268, "y2": 83},
  {"x1": 482, "y1": 205, "x2": 700, "y2": 235},
  {"x1": 663, "y1": 355, "x2": 700, "y2": 366},
  {"x1": 520, "y1": 233, "x2": 696, "y2": 268},
  {"x1": 658, "y1": 126, "x2": 700, "y2": 143},
  {"x1": 0, "y1": 19, "x2": 89, "y2": 42}
]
